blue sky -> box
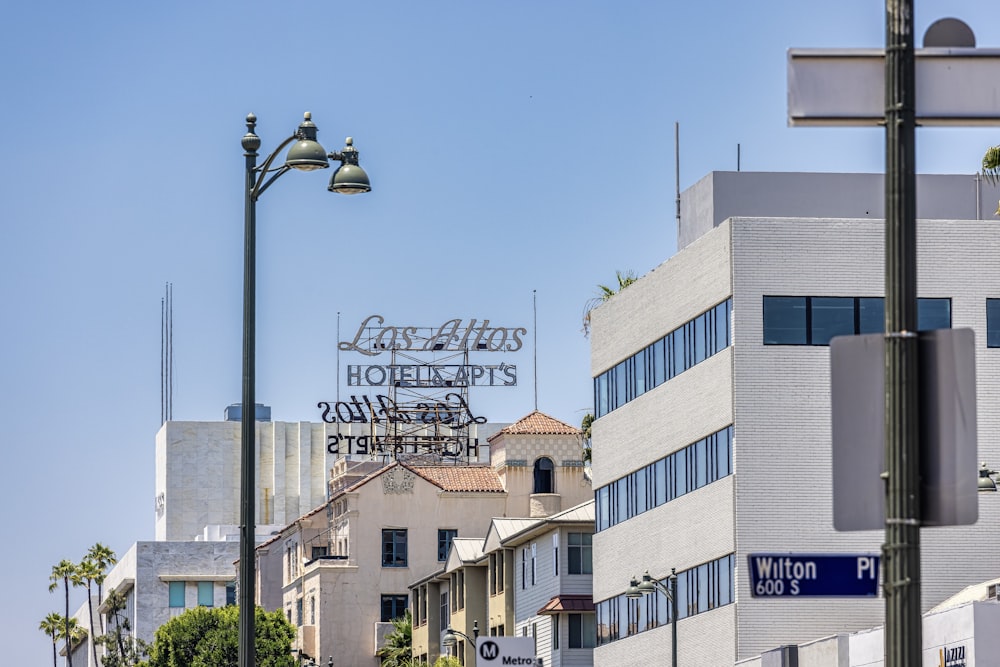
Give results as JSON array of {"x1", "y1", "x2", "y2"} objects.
[{"x1": 3, "y1": 1, "x2": 1000, "y2": 662}]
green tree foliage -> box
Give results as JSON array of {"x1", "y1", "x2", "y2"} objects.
[
  {"x1": 983, "y1": 145, "x2": 1000, "y2": 184},
  {"x1": 984, "y1": 145, "x2": 1000, "y2": 216},
  {"x1": 49, "y1": 559, "x2": 78, "y2": 667},
  {"x1": 582, "y1": 270, "x2": 638, "y2": 336},
  {"x1": 144, "y1": 605, "x2": 295, "y2": 667},
  {"x1": 432, "y1": 657, "x2": 462, "y2": 667},
  {"x1": 96, "y1": 589, "x2": 149, "y2": 667},
  {"x1": 581, "y1": 413, "x2": 594, "y2": 463},
  {"x1": 376, "y1": 610, "x2": 414, "y2": 667},
  {"x1": 40, "y1": 612, "x2": 65, "y2": 667}
]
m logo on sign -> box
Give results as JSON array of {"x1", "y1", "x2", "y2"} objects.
[
  {"x1": 475, "y1": 636, "x2": 534, "y2": 664},
  {"x1": 480, "y1": 641, "x2": 500, "y2": 660}
]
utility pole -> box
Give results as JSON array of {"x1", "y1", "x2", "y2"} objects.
[{"x1": 883, "y1": 2, "x2": 921, "y2": 665}]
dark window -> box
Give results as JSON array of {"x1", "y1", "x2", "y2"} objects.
[
  {"x1": 918, "y1": 298, "x2": 951, "y2": 331},
  {"x1": 381, "y1": 594, "x2": 408, "y2": 622},
  {"x1": 438, "y1": 529, "x2": 458, "y2": 562},
  {"x1": 810, "y1": 297, "x2": 855, "y2": 344},
  {"x1": 859, "y1": 297, "x2": 884, "y2": 333},
  {"x1": 569, "y1": 613, "x2": 596, "y2": 648},
  {"x1": 989, "y1": 299, "x2": 1000, "y2": 348},
  {"x1": 763, "y1": 296, "x2": 807, "y2": 344},
  {"x1": 568, "y1": 533, "x2": 593, "y2": 574},
  {"x1": 225, "y1": 581, "x2": 236, "y2": 606},
  {"x1": 382, "y1": 529, "x2": 408, "y2": 567},
  {"x1": 764, "y1": 296, "x2": 953, "y2": 345},
  {"x1": 552, "y1": 616, "x2": 560, "y2": 649},
  {"x1": 310, "y1": 545, "x2": 328, "y2": 560},
  {"x1": 533, "y1": 457, "x2": 554, "y2": 494}
]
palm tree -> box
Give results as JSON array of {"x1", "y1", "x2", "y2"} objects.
[
  {"x1": 60, "y1": 617, "x2": 87, "y2": 664},
  {"x1": 984, "y1": 145, "x2": 1000, "y2": 184},
  {"x1": 84, "y1": 543, "x2": 117, "y2": 634},
  {"x1": 582, "y1": 270, "x2": 638, "y2": 336},
  {"x1": 983, "y1": 145, "x2": 1000, "y2": 216},
  {"x1": 76, "y1": 558, "x2": 103, "y2": 667},
  {"x1": 49, "y1": 559, "x2": 77, "y2": 667},
  {"x1": 40, "y1": 612, "x2": 65, "y2": 667},
  {"x1": 376, "y1": 609, "x2": 414, "y2": 667},
  {"x1": 581, "y1": 413, "x2": 594, "y2": 464}
]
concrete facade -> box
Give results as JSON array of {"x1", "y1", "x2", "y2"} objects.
[
  {"x1": 589, "y1": 172, "x2": 1000, "y2": 666},
  {"x1": 156, "y1": 420, "x2": 502, "y2": 541}
]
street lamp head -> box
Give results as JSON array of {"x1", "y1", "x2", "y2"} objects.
[
  {"x1": 979, "y1": 462, "x2": 997, "y2": 492},
  {"x1": 285, "y1": 112, "x2": 330, "y2": 172},
  {"x1": 626, "y1": 576, "x2": 643, "y2": 599},
  {"x1": 637, "y1": 570, "x2": 658, "y2": 596},
  {"x1": 441, "y1": 626, "x2": 458, "y2": 648},
  {"x1": 328, "y1": 137, "x2": 371, "y2": 194}
]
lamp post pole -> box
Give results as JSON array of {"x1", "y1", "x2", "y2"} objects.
[
  {"x1": 669, "y1": 569, "x2": 677, "y2": 667},
  {"x1": 884, "y1": 2, "x2": 921, "y2": 666},
  {"x1": 239, "y1": 114, "x2": 260, "y2": 667},
  {"x1": 238, "y1": 113, "x2": 370, "y2": 667}
]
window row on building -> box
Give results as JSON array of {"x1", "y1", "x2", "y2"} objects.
[
  {"x1": 595, "y1": 553, "x2": 735, "y2": 646},
  {"x1": 168, "y1": 580, "x2": 234, "y2": 609},
  {"x1": 763, "y1": 296, "x2": 951, "y2": 346},
  {"x1": 595, "y1": 426, "x2": 733, "y2": 533},
  {"x1": 379, "y1": 527, "x2": 459, "y2": 568},
  {"x1": 594, "y1": 299, "x2": 732, "y2": 418}
]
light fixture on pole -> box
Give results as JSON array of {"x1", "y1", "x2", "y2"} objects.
[
  {"x1": 239, "y1": 112, "x2": 370, "y2": 667},
  {"x1": 442, "y1": 620, "x2": 479, "y2": 658},
  {"x1": 627, "y1": 569, "x2": 678, "y2": 667},
  {"x1": 979, "y1": 462, "x2": 998, "y2": 492}
]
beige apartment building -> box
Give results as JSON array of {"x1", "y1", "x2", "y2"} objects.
[{"x1": 257, "y1": 410, "x2": 593, "y2": 666}]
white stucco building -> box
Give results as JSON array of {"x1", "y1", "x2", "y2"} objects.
[{"x1": 588, "y1": 171, "x2": 1000, "y2": 666}]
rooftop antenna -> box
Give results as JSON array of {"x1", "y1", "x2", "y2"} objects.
[
  {"x1": 533, "y1": 290, "x2": 538, "y2": 412},
  {"x1": 737, "y1": 143, "x2": 741, "y2": 171},
  {"x1": 675, "y1": 122, "x2": 681, "y2": 238},
  {"x1": 161, "y1": 282, "x2": 173, "y2": 424},
  {"x1": 336, "y1": 311, "x2": 341, "y2": 406}
]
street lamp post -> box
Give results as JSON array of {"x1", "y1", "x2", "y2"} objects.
[
  {"x1": 442, "y1": 621, "x2": 480, "y2": 662},
  {"x1": 627, "y1": 569, "x2": 678, "y2": 667},
  {"x1": 239, "y1": 112, "x2": 370, "y2": 667}
]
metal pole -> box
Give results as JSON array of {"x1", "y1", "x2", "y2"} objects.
[
  {"x1": 239, "y1": 113, "x2": 261, "y2": 667},
  {"x1": 883, "y1": 2, "x2": 921, "y2": 666},
  {"x1": 670, "y1": 569, "x2": 678, "y2": 667}
]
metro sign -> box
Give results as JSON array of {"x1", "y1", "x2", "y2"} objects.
[{"x1": 476, "y1": 637, "x2": 535, "y2": 665}]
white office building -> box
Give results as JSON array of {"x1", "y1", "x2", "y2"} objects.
[{"x1": 588, "y1": 171, "x2": 1000, "y2": 666}]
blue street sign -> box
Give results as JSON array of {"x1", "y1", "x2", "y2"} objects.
[{"x1": 748, "y1": 554, "x2": 880, "y2": 597}]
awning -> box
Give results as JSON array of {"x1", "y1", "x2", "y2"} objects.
[{"x1": 537, "y1": 594, "x2": 594, "y2": 615}]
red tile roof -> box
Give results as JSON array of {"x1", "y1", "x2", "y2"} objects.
[
  {"x1": 405, "y1": 464, "x2": 505, "y2": 493},
  {"x1": 493, "y1": 410, "x2": 580, "y2": 437}
]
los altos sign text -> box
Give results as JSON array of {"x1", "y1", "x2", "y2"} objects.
[{"x1": 339, "y1": 315, "x2": 527, "y2": 356}]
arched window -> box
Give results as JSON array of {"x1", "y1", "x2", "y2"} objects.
[{"x1": 533, "y1": 457, "x2": 554, "y2": 494}]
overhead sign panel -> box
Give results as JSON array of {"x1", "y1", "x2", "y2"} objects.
[
  {"x1": 476, "y1": 637, "x2": 535, "y2": 665},
  {"x1": 788, "y1": 48, "x2": 1000, "y2": 126},
  {"x1": 830, "y1": 329, "x2": 978, "y2": 530},
  {"x1": 748, "y1": 554, "x2": 880, "y2": 597}
]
